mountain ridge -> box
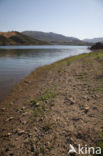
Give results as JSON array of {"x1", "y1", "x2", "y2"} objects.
[
  {"x1": 83, "y1": 37, "x2": 103, "y2": 43},
  {"x1": 22, "y1": 31, "x2": 89, "y2": 45}
]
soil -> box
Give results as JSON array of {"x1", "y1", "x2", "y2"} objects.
[
  {"x1": 0, "y1": 50, "x2": 103, "y2": 156},
  {"x1": 0, "y1": 32, "x2": 16, "y2": 38}
]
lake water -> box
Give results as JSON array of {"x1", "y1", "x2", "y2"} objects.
[{"x1": 0, "y1": 45, "x2": 90, "y2": 102}]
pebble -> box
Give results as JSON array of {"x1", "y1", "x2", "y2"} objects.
[
  {"x1": 0, "y1": 107, "x2": 6, "y2": 111},
  {"x1": 69, "y1": 97, "x2": 75, "y2": 105},
  {"x1": 6, "y1": 117, "x2": 14, "y2": 121},
  {"x1": 7, "y1": 133, "x2": 12, "y2": 136},
  {"x1": 84, "y1": 106, "x2": 89, "y2": 113},
  {"x1": 16, "y1": 128, "x2": 25, "y2": 135},
  {"x1": 83, "y1": 95, "x2": 90, "y2": 101}
]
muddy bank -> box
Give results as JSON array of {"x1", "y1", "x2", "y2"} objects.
[{"x1": 0, "y1": 50, "x2": 103, "y2": 156}]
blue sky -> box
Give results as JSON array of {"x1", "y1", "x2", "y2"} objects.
[{"x1": 0, "y1": 0, "x2": 103, "y2": 39}]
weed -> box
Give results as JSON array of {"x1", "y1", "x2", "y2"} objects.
[
  {"x1": 94, "y1": 131, "x2": 103, "y2": 156},
  {"x1": 40, "y1": 92, "x2": 56, "y2": 102},
  {"x1": 77, "y1": 72, "x2": 87, "y2": 80},
  {"x1": 30, "y1": 99, "x2": 39, "y2": 107},
  {"x1": 31, "y1": 92, "x2": 56, "y2": 105},
  {"x1": 77, "y1": 75, "x2": 85, "y2": 80},
  {"x1": 34, "y1": 107, "x2": 41, "y2": 117},
  {"x1": 43, "y1": 123, "x2": 51, "y2": 132},
  {"x1": 40, "y1": 147, "x2": 46, "y2": 155}
]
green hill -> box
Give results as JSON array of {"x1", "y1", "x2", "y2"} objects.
[{"x1": 0, "y1": 31, "x2": 50, "y2": 46}]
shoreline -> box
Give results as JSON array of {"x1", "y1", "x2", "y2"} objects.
[
  {"x1": 0, "y1": 50, "x2": 103, "y2": 155},
  {"x1": 0, "y1": 45, "x2": 90, "y2": 103},
  {"x1": 0, "y1": 49, "x2": 90, "y2": 104}
]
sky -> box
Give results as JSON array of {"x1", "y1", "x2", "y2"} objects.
[{"x1": 0, "y1": 0, "x2": 103, "y2": 39}]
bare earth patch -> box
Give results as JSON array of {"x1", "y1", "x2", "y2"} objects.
[
  {"x1": 0, "y1": 32, "x2": 16, "y2": 38},
  {"x1": 0, "y1": 50, "x2": 103, "y2": 156}
]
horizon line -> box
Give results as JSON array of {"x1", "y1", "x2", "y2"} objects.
[{"x1": 0, "y1": 30, "x2": 103, "y2": 40}]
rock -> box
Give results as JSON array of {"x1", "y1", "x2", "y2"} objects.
[
  {"x1": 101, "y1": 126, "x2": 103, "y2": 129},
  {"x1": 36, "y1": 102, "x2": 40, "y2": 106},
  {"x1": 7, "y1": 132, "x2": 12, "y2": 136},
  {"x1": 21, "y1": 106, "x2": 26, "y2": 110},
  {"x1": 0, "y1": 107, "x2": 6, "y2": 111},
  {"x1": 69, "y1": 97, "x2": 75, "y2": 105},
  {"x1": 6, "y1": 117, "x2": 14, "y2": 121},
  {"x1": 93, "y1": 106, "x2": 97, "y2": 110},
  {"x1": 72, "y1": 117, "x2": 81, "y2": 121},
  {"x1": 24, "y1": 80, "x2": 31, "y2": 84},
  {"x1": 16, "y1": 129, "x2": 25, "y2": 135},
  {"x1": 22, "y1": 112, "x2": 29, "y2": 116},
  {"x1": 5, "y1": 148, "x2": 9, "y2": 152},
  {"x1": 84, "y1": 106, "x2": 89, "y2": 113},
  {"x1": 69, "y1": 153, "x2": 76, "y2": 156},
  {"x1": 64, "y1": 97, "x2": 75, "y2": 105},
  {"x1": 83, "y1": 95, "x2": 90, "y2": 101},
  {"x1": 3, "y1": 132, "x2": 12, "y2": 137},
  {"x1": 15, "y1": 138, "x2": 18, "y2": 141},
  {"x1": 27, "y1": 133, "x2": 32, "y2": 137},
  {"x1": 9, "y1": 152, "x2": 14, "y2": 156},
  {"x1": 9, "y1": 102, "x2": 14, "y2": 105},
  {"x1": 22, "y1": 120, "x2": 27, "y2": 125}
]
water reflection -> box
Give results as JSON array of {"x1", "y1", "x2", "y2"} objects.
[{"x1": 0, "y1": 45, "x2": 90, "y2": 102}]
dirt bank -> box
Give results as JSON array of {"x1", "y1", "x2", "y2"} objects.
[{"x1": 0, "y1": 50, "x2": 103, "y2": 156}]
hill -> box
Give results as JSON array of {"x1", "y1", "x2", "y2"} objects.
[
  {"x1": 22, "y1": 31, "x2": 88, "y2": 45},
  {"x1": 90, "y1": 42, "x2": 103, "y2": 50},
  {"x1": 83, "y1": 37, "x2": 103, "y2": 43},
  {"x1": 0, "y1": 31, "x2": 49, "y2": 46}
]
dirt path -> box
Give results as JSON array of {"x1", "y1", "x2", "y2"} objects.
[{"x1": 0, "y1": 51, "x2": 103, "y2": 156}]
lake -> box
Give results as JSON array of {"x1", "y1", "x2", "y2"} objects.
[{"x1": 0, "y1": 45, "x2": 90, "y2": 102}]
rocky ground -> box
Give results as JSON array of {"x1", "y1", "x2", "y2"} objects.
[{"x1": 0, "y1": 50, "x2": 103, "y2": 156}]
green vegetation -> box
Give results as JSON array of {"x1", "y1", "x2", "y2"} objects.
[
  {"x1": 90, "y1": 42, "x2": 103, "y2": 50},
  {"x1": 94, "y1": 131, "x2": 103, "y2": 156},
  {"x1": 43, "y1": 123, "x2": 51, "y2": 132},
  {"x1": 77, "y1": 72, "x2": 88, "y2": 80},
  {"x1": 30, "y1": 92, "x2": 57, "y2": 118},
  {"x1": 31, "y1": 92, "x2": 56, "y2": 106},
  {"x1": 0, "y1": 31, "x2": 50, "y2": 46},
  {"x1": 34, "y1": 107, "x2": 41, "y2": 117},
  {"x1": 0, "y1": 35, "x2": 9, "y2": 45},
  {"x1": 40, "y1": 92, "x2": 56, "y2": 101},
  {"x1": 54, "y1": 53, "x2": 89, "y2": 66},
  {"x1": 40, "y1": 147, "x2": 46, "y2": 155}
]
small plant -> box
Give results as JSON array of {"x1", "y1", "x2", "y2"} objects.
[
  {"x1": 94, "y1": 131, "x2": 103, "y2": 156},
  {"x1": 77, "y1": 72, "x2": 87, "y2": 80},
  {"x1": 50, "y1": 102, "x2": 55, "y2": 107},
  {"x1": 30, "y1": 92, "x2": 56, "y2": 106},
  {"x1": 34, "y1": 107, "x2": 41, "y2": 117},
  {"x1": 77, "y1": 75, "x2": 84, "y2": 80},
  {"x1": 40, "y1": 147, "x2": 46, "y2": 155},
  {"x1": 40, "y1": 92, "x2": 56, "y2": 102},
  {"x1": 43, "y1": 123, "x2": 51, "y2": 132},
  {"x1": 30, "y1": 99, "x2": 39, "y2": 107},
  {"x1": 93, "y1": 141, "x2": 103, "y2": 156},
  {"x1": 30, "y1": 91, "x2": 56, "y2": 118}
]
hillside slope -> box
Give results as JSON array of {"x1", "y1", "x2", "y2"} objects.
[
  {"x1": 84, "y1": 37, "x2": 103, "y2": 43},
  {"x1": 90, "y1": 42, "x2": 103, "y2": 50},
  {"x1": 0, "y1": 31, "x2": 49, "y2": 45},
  {"x1": 22, "y1": 31, "x2": 88, "y2": 45}
]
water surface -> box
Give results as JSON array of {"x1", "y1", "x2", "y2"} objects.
[{"x1": 0, "y1": 45, "x2": 90, "y2": 102}]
